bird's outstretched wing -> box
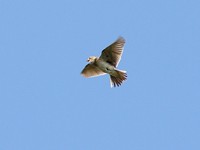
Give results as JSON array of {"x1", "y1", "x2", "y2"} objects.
[
  {"x1": 100, "y1": 37, "x2": 125, "y2": 67},
  {"x1": 81, "y1": 64, "x2": 105, "y2": 77}
]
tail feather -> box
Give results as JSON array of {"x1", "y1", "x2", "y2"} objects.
[{"x1": 110, "y1": 70, "x2": 127, "y2": 87}]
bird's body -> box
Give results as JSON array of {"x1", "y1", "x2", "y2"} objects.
[
  {"x1": 81, "y1": 37, "x2": 127, "y2": 87},
  {"x1": 91, "y1": 57, "x2": 118, "y2": 76}
]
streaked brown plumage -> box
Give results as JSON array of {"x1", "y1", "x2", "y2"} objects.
[{"x1": 81, "y1": 37, "x2": 127, "y2": 87}]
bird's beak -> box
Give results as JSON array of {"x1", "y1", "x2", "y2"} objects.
[{"x1": 87, "y1": 59, "x2": 89, "y2": 62}]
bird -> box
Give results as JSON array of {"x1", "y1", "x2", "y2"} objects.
[{"x1": 81, "y1": 37, "x2": 127, "y2": 87}]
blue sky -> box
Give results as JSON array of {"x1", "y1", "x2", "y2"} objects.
[{"x1": 1, "y1": 1, "x2": 200, "y2": 149}]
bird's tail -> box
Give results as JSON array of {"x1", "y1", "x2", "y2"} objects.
[{"x1": 110, "y1": 69, "x2": 127, "y2": 87}]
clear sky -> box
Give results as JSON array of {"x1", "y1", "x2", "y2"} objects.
[{"x1": 1, "y1": 1, "x2": 200, "y2": 150}]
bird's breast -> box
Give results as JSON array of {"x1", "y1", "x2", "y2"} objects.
[{"x1": 96, "y1": 60, "x2": 115, "y2": 73}]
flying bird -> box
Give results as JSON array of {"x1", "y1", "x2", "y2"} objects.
[{"x1": 81, "y1": 37, "x2": 127, "y2": 87}]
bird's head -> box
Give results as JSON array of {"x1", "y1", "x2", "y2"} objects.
[{"x1": 87, "y1": 56, "x2": 96, "y2": 63}]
